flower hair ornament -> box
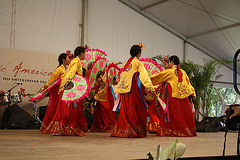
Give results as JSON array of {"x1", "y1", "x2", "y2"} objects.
[
  {"x1": 66, "y1": 50, "x2": 73, "y2": 59},
  {"x1": 138, "y1": 42, "x2": 146, "y2": 52},
  {"x1": 161, "y1": 55, "x2": 171, "y2": 63},
  {"x1": 82, "y1": 45, "x2": 89, "y2": 50},
  {"x1": 66, "y1": 50, "x2": 71, "y2": 55}
]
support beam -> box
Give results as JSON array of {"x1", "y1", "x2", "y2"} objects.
[
  {"x1": 118, "y1": 0, "x2": 235, "y2": 71},
  {"x1": 10, "y1": 0, "x2": 16, "y2": 49},
  {"x1": 183, "y1": 41, "x2": 186, "y2": 61},
  {"x1": 141, "y1": 0, "x2": 170, "y2": 10},
  {"x1": 189, "y1": 22, "x2": 240, "y2": 38}
]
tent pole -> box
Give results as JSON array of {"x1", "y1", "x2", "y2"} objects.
[
  {"x1": 81, "y1": 0, "x2": 88, "y2": 45},
  {"x1": 183, "y1": 41, "x2": 186, "y2": 61}
]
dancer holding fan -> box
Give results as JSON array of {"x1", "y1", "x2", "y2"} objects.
[
  {"x1": 90, "y1": 64, "x2": 118, "y2": 132},
  {"x1": 47, "y1": 45, "x2": 90, "y2": 136},
  {"x1": 111, "y1": 44, "x2": 155, "y2": 138},
  {"x1": 150, "y1": 55, "x2": 197, "y2": 137},
  {"x1": 138, "y1": 58, "x2": 164, "y2": 133},
  {"x1": 90, "y1": 63, "x2": 119, "y2": 132},
  {"x1": 39, "y1": 53, "x2": 71, "y2": 134}
]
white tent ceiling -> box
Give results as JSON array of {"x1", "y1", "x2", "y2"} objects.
[{"x1": 119, "y1": 0, "x2": 240, "y2": 61}]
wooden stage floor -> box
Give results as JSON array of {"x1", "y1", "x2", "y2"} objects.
[{"x1": 0, "y1": 129, "x2": 238, "y2": 160}]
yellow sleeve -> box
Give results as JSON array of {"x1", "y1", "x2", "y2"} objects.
[
  {"x1": 185, "y1": 72, "x2": 196, "y2": 97},
  {"x1": 138, "y1": 62, "x2": 154, "y2": 90},
  {"x1": 45, "y1": 68, "x2": 61, "y2": 86},
  {"x1": 41, "y1": 67, "x2": 61, "y2": 91},
  {"x1": 150, "y1": 69, "x2": 171, "y2": 86},
  {"x1": 65, "y1": 61, "x2": 80, "y2": 83}
]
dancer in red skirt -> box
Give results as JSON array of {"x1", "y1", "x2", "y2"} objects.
[
  {"x1": 111, "y1": 44, "x2": 155, "y2": 138},
  {"x1": 40, "y1": 53, "x2": 71, "y2": 134},
  {"x1": 150, "y1": 55, "x2": 197, "y2": 137},
  {"x1": 47, "y1": 46, "x2": 89, "y2": 136},
  {"x1": 146, "y1": 86, "x2": 162, "y2": 133},
  {"x1": 90, "y1": 70, "x2": 116, "y2": 132}
]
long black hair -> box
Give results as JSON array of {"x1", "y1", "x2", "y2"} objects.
[
  {"x1": 130, "y1": 45, "x2": 141, "y2": 57},
  {"x1": 170, "y1": 55, "x2": 182, "y2": 81},
  {"x1": 169, "y1": 55, "x2": 180, "y2": 65},
  {"x1": 74, "y1": 46, "x2": 86, "y2": 58},
  {"x1": 58, "y1": 53, "x2": 67, "y2": 66}
]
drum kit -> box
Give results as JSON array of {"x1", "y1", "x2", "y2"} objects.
[
  {"x1": 0, "y1": 82, "x2": 42, "y2": 124},
  {"x1": 0, "y1": 83, "x2": 23, "y2": 106}
]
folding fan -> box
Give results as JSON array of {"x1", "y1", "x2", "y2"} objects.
[
  {"x1": 88, "y1": 57, "x2": 108, "y2": 88},
  {"x1": 117, "y1": 68, "x2": 123, "y2": 81},
  {"x1": 106, "y1": 63, "x2": 120, "y2": 85},
  {"x1": 61, "y1": 74, "x2": 91, "y2": 103},
  {"x1": 139, "y1": 58, "x2": 163, "y2": 76},
  {"x1": 81, "y1": 48, "x2": 107, "y2": 68},
  {"x1": 29, "y1": 79, "x2": 61, "y2": 103}
]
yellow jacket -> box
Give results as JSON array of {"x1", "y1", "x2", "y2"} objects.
[
  {"x1": 94, "y1": 76, "x2": 108, "y2": 102},
  {"x1": 41, "y1": 65, "x2": 66, "y2": 91},
  {"x1": 115, "y1": 57, "x2": 154, "y2": 93},
  {"x1": 59, "y1": 57, "x2": 83, "y2": 92},
  {"x1": 150, "y1": 66, "x2": 196, "y2": 99}
]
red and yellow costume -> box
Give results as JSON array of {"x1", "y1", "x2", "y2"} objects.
[
  {"x1": 40, "y1": 65, "x2": 66, "y2": 134},
  {"x1": 47, "y1": 57, "x2": 88, "y2": 136},
  {"x1": 150, "y1": 66, "x2": 197, "y2": 137},
  {"x1": 145, "y1": 86, "x2": 161, "y2": 133},
  {"x1": 90, "y1": 76, "x2": 116, "y2": 132},
  {"x1": 111, "y1": 57, "x2": 154, "y2": 138}
]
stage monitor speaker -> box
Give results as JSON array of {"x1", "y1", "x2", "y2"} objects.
[
  {"x1": 39, "y1": 106, "x2": 47, "y2": 121},
  {"x1": 84, "y1": 109, "x2": 93, "y2": 130},
  {"x1": 196, "y1": 117, "x2": 222, "y2": 132},
  {"x1": 1, "y1": 104, "x2": 40, "y2": 129}
]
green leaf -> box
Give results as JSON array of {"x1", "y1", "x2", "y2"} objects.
[
  {"x1": 147, "y1": 152, "x2": 154, "y2": 160},
  {"x1": 158, "y1": 139, "x2": 178, "y2": 160}
]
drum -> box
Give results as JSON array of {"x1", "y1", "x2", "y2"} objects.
[
  {"x1": 0, "y1": 93, "x2": 10, "y2": 106},
  {"x1": 12, "y1": 94, "x2": 22, "y2": 104}
]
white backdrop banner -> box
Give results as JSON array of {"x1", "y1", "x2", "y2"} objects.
[{"x1": 0, "y1": 48, "x2": 58, "y2": 106}]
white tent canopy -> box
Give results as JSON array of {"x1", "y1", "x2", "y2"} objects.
[{"x1": 120, "y1": 0, "x2": 240, "y2": 60}]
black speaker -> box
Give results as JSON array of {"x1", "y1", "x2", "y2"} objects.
[
  {"x1": 39, "y1": 106, "x2": 47, "y2": 121},
  {"x1": 84, "y1": 109, "x2": 93, "y2": 130},
  {"x1": 1, "y1": 104, "x2": 40, "y2": 129},
  {"x1": 226, "y1": 104, "x2": 240, "y2": 130},
  {"x1": 196, "y1": 117, "x2": 222, "y2": 132}
]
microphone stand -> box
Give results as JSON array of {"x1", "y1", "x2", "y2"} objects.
[{"x1": 27, "y1": 93, "x2": 42, "y2": 124}]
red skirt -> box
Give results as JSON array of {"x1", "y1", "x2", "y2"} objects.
[
  {"x1": 46, "y1": 91, "x2": 88, "y2": 136},
  {"x1": 147, "y1": 99, "x2": 161, "y2": 133},
  {"x1": 90, "y1": 86, "x2": 116, "y2": 132},
  {"x1": 111, "y1": 73, "x2": 147, "y2": 138},
  {"x1": 40, "y1": 84, "x2": 59, "y2": 134},
  {"x1": 157, "y1": 85, "x2": 197, "y2": 137}
]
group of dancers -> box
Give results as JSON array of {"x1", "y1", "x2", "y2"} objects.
[{"x1": 37, "y1": 44, "x2": 197, "y2": 138}]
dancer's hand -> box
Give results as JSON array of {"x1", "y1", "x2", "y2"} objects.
[
  {"x1": 192, "y1": 96, "x2": 196, "y2": 101},
  {"x1": 113, "y1": 79, "x2": 119, "y2": 85},
  {"x1": 63, "y1": 82, "x2": 69, "y2": 89},
  {"x1": 150, "y1": 89, "x2": 156, "y2": 95}
]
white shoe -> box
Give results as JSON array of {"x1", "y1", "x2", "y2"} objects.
[{"x1": 53, "y1": 133, "x2": 62, "y2": 136}]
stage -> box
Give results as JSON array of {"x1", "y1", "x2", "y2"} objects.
[{"x1": 0, "y1": 130, "x2": 238, "y2": 160}]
